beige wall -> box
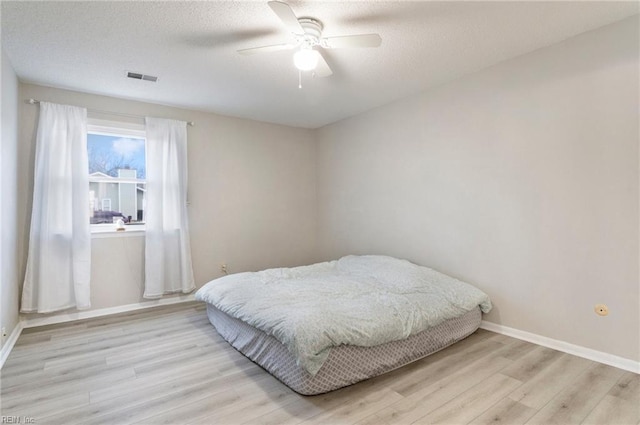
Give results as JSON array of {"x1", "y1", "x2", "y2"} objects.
[
  {"x1": 17, "y1": 83, "x2": 318, "y2": 313},
  {"x1": 316, "y1": 18, "x2": 639, "y2": 362},
  {"x1": 1, "y1": 47, "x2": 20, "y2": 347}
]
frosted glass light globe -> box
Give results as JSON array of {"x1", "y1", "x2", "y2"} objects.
[{"x1": 294, "y1": 49, "x2": 320, "y2": 71}]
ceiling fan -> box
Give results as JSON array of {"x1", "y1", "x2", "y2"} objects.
[{"x1": 238, "y1": 1, "x2": 382, "y2": 77}]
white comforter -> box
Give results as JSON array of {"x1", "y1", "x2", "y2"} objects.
[{"x1": 195, "y1": 255, "x2": 492, "y2": 375}]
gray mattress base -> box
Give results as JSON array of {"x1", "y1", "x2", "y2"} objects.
[{"x1": 206, "y1": 304, "x2": 481, "y2": 395}]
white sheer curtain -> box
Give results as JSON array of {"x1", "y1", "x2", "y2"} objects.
[
  {"x1": 144, "y1": 117, "x2": 195, "y2": 298},
  {"x1": 22, "y1": 102, "x2": 91, "y2": 313}
]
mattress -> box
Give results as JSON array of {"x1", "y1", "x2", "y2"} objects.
[
  {"x1": 206, "y1": 303, "x2": 482, "y2": 395},
  {"x1": 196, "y1": 255, "x2": 492, "y2": 376}
]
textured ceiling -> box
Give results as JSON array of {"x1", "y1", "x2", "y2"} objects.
[{"x1": 2, "y1": 1, "x2": 638, "y2": 128}]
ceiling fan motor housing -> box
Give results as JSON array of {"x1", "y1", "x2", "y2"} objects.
[{"x1": 297, "y1": 18, "x2": 323, "y2": 48}]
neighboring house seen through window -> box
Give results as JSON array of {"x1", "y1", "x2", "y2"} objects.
[{"x1": 87, "y1": 121, "x2": 146, "y2": 230}]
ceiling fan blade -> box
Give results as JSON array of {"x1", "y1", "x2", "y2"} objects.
[
  {"x1": 323, "y1": 34, "x2": 382, "y2": 49},
  {"x1": 268, "y1": 1, "x2": 304, "y2": 35},
  {"x1": 314, "y1": 50, "x2": 333, "y2": 78},
  {"x1": 237, "y1": 43, "x2": 295, "y2": 55}
]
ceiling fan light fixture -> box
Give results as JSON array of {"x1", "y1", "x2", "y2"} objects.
[{"x1": 293, "y1": 48, "x2": 320, "y2": 71}]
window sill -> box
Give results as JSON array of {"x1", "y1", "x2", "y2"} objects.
[{"x1": 91, "y1": 225, "x2": 146, "y2": 238}]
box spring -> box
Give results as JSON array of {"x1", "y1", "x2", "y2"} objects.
[{"x1": 205, "y1": 304, "x2": 481, "y2": 395}]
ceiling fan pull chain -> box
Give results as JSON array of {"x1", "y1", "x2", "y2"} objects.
[{"x1": 298, "y1": 69, "x2": 302, "y2": 89}]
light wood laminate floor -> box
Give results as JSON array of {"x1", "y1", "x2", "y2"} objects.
[{"x1": 1, "y1": 302, "x2": 638, "y2": 425}]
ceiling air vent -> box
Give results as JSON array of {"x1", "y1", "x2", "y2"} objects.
[{"x1": 126, "y1": 71, "x2": 158, "y2": 82}]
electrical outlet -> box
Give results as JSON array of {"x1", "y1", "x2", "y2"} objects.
[
  {"x1": 221, "y1": 264, "x2": 228, "y2": 275},
  {"x1": 594, "y1": 304, "x2": 609, "y2": 316}
]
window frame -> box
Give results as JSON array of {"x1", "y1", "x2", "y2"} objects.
[{"x1": 87, "y1": 119, "x2": 147, "y2": 235}]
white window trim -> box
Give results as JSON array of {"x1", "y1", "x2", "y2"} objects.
[
  {"x1": 91, "y1": 223, "x2": 146, "y2": 238},
  {"x1": 88, "y1": 118, "x2": 147, "y2": 235},
  {"x1": 88, "y1": 118, "x2": 146, "y2": 138}
]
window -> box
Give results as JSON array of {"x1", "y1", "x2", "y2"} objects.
[
  {"x1": 87, "y1": 120, "x2": 146, "y2": 230},
  {"x1": 101, "y1": 198, "x2": 112, "y2": 211}
]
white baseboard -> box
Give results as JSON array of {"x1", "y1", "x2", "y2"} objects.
[
  {"x1": 480, "y1": 320, "x2": 640, "y2": 374},
  {"x1": 0, "y1": 322, "x2": 24, "y2": 369},
  {"x1": 6, "y1": 304, "x2": 638, "y2": 375},
  {"x1": 21, "y1": 293, "x2": 197, "y2": 329}
]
